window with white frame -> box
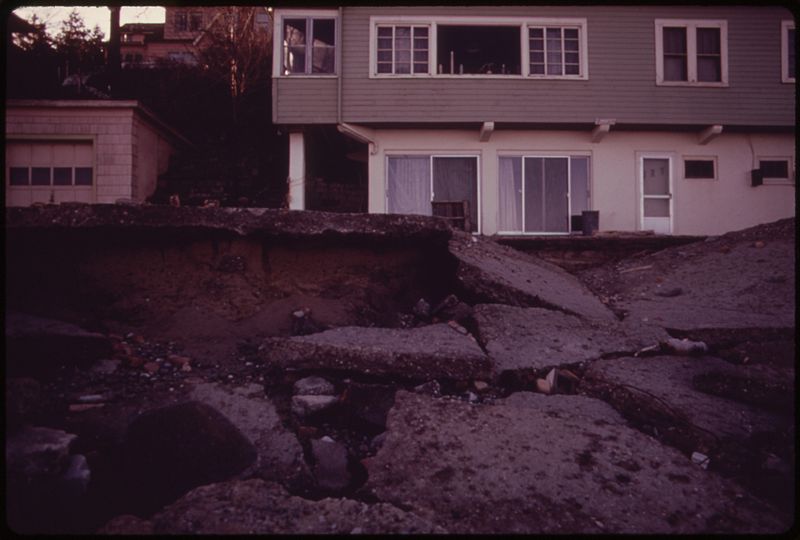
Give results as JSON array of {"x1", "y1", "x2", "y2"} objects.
[
  {"x1": 370, "y1": 16, "x2": 587, "y2": 79},
  {"x1": 528, "y1": 25, "x2": 582, "y2": 76},
  {"x1": 281, "y1": 16, "x2": 336, "y2": 75},
  {"x1": 782, "y1": 20, "x2": 795, "y2": 83},
  {"x1": 758, "y1": 158, "x2": 794, "y2": 184},
  {"x1": 655, "y1": 19, "x2": 728, "y2": 85},
  {"x1": 376, "y1": 25, "x2": 429, "y2": 75}
]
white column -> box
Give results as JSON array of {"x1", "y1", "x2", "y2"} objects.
[{"x1": 288, "y1": 131, "x2": 305, "y2": 210}]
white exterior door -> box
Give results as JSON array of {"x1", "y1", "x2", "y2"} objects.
[{"x1": 641, "y1": 156, "x2": 673, "y2": 234}]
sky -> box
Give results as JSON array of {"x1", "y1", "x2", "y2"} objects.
[{"x1": 13, "y1": 6, "x2": 166, "y2": 38}]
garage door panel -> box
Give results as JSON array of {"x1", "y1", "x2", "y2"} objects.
[
  {"x1": 31, "y1": 144, "x2": 52, "y2": 165},
  {"x1": 6, "y1": 141, "x2": 96, "y2": 206},
  {"x1": 74, "y1": 144, "x2": 93, "y2": 165},
  {"x1": 7, "y1": 143, "x2": 31, "y2": 165},
  {"x1": 52, "y1": 144, "x2": 75, "y2": 164}
]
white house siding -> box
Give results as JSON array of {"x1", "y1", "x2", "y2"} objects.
[
  {"x1": 366, "y1": 128, "x2": 795, "y2": 236},
  {"x1": 132, "y1": 116, "x2": 174, "y2": 202}
]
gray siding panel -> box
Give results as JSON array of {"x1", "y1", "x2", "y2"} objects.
[
  {"x1": 274, "y1": 5, "x2": 795, "y2": 127},
  {"x1": 342, "y1": 5, "x2": 794, "y2": 126},
  {"x1": 274, "y1": 78, "x2": 338, "y2": 124}
]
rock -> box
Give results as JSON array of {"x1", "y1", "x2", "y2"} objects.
[
  {"x1": 261, "y1": 324, "x2": 491, "y2": 382},
  {"x1": 447, "y1": 320, "x2": 469, "y2": 335},
  {"x1": 363, "y1": 390, "x2": 787, "y2": 534},
  {"x1": 6, "y1": 377, "x2": 44, "y2": 431},
  {"x1": 188, "y1": 382, "x2": 311, "y2": 489},
  {"x1": 143, "y1": 361, "x2": 160, "y2": 373},
  {"x1": 97, "y1": 514, "x2": 155, "y2": 534},
  {"x1": 293, "y1": 376, "x2": 335, "y2": 396},
  {"x1": 663, "y1": 337, "x2": 708, "y2": 356},
  {"x1": 147, "y1": 478, "x2": 445, "y2": 534},
  {"x1": 413, "y1": 298, "x2": 432, "y2": 320},
  {"x1": 5, "y1": 312, "x2": 114, "y2": 377},
  {"x1": 167, "y1": 354, "x2": 191, "y2": 366},
  {"x1": 340, "y1": 382, "x2": 396, "y2": 430},
  {"x1": 90, "y1": 358, "x2": 120, "y2": 375},
  {"x1": 473, "y1": 380, "x2": 489, "y2": 391},
  {"x1": 535, "y1": 379, "x2": 552, "y2": 394},
  {"x1": 545, "y1": 368, "x2": 558, "y2": 391},
  {"x1": 433, "y1": 295, "x2": 474, "y2": 324},
  {"x1": 69, "y1": 403, "x2": 105, "y2": 413},
  {"x1": 6, "y1": 426, "x2": 77, "y2": 478},
  {"x1": 448, "y1": 232, "x2": 615, "y2": 321},
  {"x1": 6, "y1": 426, "x2": 90, "y2": 533},
  {"x1": 474, "y1": 304, "x2": 667, "y2": 376},
  {"x1": 413, "y1": 380, "x2": 441, "y2": 396},
  {"x1": 311, "y1": 438, "x2": 351, "y2": 492},
  {"x1": 654, "y1": 287, "x2": 683, "y2": 297},
  {"x1": 291, "y1": 307, "x2": 322, "y2": 336},
  {"x1": 432, "y1": 294, "x2": 459, "y2": 316},
  {"x1": 122, "y1": 401, "x2": 257, "y2": 515},
  {"x1": 691, "y1": 451, "x2": 710, "y2": 470},
  {"x1": 291, "y1": 395, "x2": 338, "y2": 418}
]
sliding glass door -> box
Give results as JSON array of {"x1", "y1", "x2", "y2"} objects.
[
  {"x1": 499, "y1": 155, "x2": 589, "y2": 234},
  {"x1": 387, "y1": 155, "x2": 479, "y2": 232}
]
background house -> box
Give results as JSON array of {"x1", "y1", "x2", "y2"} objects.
[
  {"x1": 272, "y1": 5, "x2": 795, "y2": 236},
  {"x1": 5, "y1": 99, "x2": 189, "y2": 206}
]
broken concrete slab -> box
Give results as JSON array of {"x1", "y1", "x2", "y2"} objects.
[
  {"x1": 291, "y1": 395, "x2": 339, "y2": 417},
  {"x1": 5, "y1": 312, "x2": 113, "y2": 376},
  {"x1": 581, "y1": 356, "x2": 790, "y2": 452},
  {"x1": 311, "y1": 438, "x2": 351, "y2": 492},
  {"x1": 581, "y1": 355, "x2": 795, "y2": 514},
  {"x1": 293, "y1": 376, "x2": 335, "y2": 396},
  {"x1": 363, "y1": 390, "x2": 787, "y2": 534},
  {"x1": 120, "y1": 478, "x2": 446, "y2": 534},
  {"x1": 474, "y1": 304, "x2": 667, "y2": 375},
  {"x1": 5, "y1": 205, "x2": 453, "y2": 243},
  {"x1": 188, "y1": 382, "x2": 311, "y2": 490},
  {"x1": 449, "y1": 232, "x2": 616, "y2": 321},
  {"x1": 260, "y1": 324, "x2": 491, "y2": 382}
]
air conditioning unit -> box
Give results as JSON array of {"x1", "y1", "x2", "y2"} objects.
[{"x1": 751, "y1": 169, "x2": 763, "y2": 187}]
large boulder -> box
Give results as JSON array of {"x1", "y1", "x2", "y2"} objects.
[
  {"x1": 260, "y1": 324, "x2": 491, "y2": 381},
  {"x1": 121, "y1": 401, "x2": 257, "y2": 515},
  {"x1": 449, "y1": 232, "x2": 615, "y2": 321},
  {"x1": 188, "y1": 382, "x2": 311, "y2": 489},
  {"x1": 5, "y1": 312, "x2": 113, "y2": 377},
  {"x1": 362, "y1": 390, "x2": 788, "y2": 534}
]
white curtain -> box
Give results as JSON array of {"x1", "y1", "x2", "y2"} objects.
[
  {"x1": 498, "y1": 157, "x2": 522, "y2": 232},
  {"x1": 387, "y1": 156, "x2": 430, "y2": 215}
]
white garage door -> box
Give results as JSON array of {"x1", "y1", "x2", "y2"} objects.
[{"x1": 6, "y1": 141, "x2": 95, "y2": 206}]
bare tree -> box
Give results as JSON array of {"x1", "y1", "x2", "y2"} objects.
[{"x1": 194, "y1": 7, "x2": 272, "y2": 123}]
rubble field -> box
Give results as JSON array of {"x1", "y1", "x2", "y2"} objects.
[{"x1": 5, "y1": 205, "x2": 795, "y2": 534}]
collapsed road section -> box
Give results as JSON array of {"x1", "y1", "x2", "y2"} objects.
[{"x1": 4, "y1": 205, "x2": 795, "y2": 534}]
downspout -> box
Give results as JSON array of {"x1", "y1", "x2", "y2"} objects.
[{"x1": 337, "y1": 6, "x2": 343, "y2": 124}]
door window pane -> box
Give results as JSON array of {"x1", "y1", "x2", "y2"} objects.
[
  {"x1": 543, "y1": 158, "x2": 569, "y2": 232},
  {"x1": 569, "y1": 156, "x2": 589, "y2": 215},
  {"x1": 643, "y1": 159, "x2": 670, "y2": 195},
  {"x1": 524, "y1": 158, "x2": 544, "y2": 232},
  {"x1": 643, "y1": 198, "x2": 670, "y2": 217}
]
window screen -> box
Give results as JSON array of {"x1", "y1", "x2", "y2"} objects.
[
  {"x1": 760, "y1": 160, "x2": 789, "y2": 179},
  {"x1": 684, "y1": 159, "x2": 715, "y2": 179}
]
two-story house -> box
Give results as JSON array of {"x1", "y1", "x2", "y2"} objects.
[
  {"x1": 272, "y1": 6, "x2": 795, "y2": 236},
  {"x1": 121, "y1": 6, "x2": 272, "y2": 67}
]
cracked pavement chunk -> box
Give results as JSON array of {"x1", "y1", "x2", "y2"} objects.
[
  {"x1": 448, "y1": 232, "x2": 616, "y2": 321},
  {"x1": 260, "y1": 324, "x2": 492, "y2": 381},
  {"x1": 363, "y1": 391, "x2": 788, "y2": 534},
  {"x1": 474, "y1": 304, "x2": 667, "y2": 374}
]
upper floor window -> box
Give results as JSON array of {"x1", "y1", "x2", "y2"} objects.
[
  {"x1": 282, "y1": 16, "x2": 337, "y2": 75},
  {"x1": 782, "y1": 20, "x2": 795, "y2": 83},
  {"x1": 377, "y1": 25, "x2": 429, "y2": 75},
  {"x1": 655, "y1": 19, "x2": 728, "y2": 86},
  {"x1": 189, "y1": 12, "x2": 203, "y2": 32},
  {"x1": 175, "y1": 11, "x2": 188, "y2": 32},
  {"x1": 370, "y1": 16, "x2": 587, "y2": 79},
  {"x1": 529, "y1": 26, "x2": 582, "y2": 76}
]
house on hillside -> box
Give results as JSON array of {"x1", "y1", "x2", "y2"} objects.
[
  {"x1": 120, "y1": 6, "x2": 272, "y2": 68},
  {"x1": 272, "y1": 6, "x2": 795, "y2": 236},
  {"x1": 5, "y1": 100, "x2": 189, "y2": 206}
]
